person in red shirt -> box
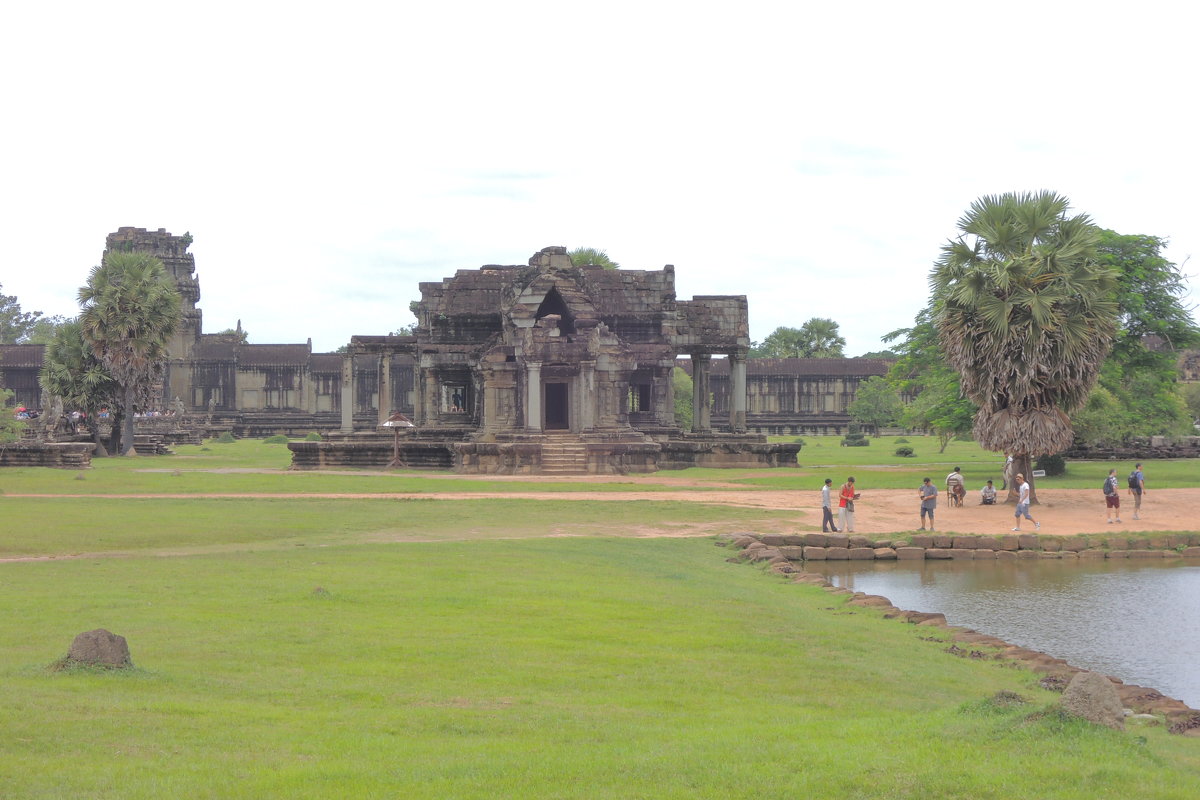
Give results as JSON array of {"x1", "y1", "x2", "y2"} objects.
[{"x1": 838, "y1": 476, "x2": 859, "y2": 532}]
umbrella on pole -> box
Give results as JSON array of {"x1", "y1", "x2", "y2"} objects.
[{"x1": 381, "y1": 412, "x2": 414, "y2": 468}]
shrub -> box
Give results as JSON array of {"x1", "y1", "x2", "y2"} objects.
[
  {"x1": 842, "y1": 432, "x2": 869, "y2": 447},
  {"x1": 264, "y1": 434, "x2": 289, "y2": 444},
  {"x1": 895, "y1": 437, "x2": 909, "y2": 444},
  {"x1": 216, "y1": 432, "x2": 236, "y2": 444},
  {"x1": 894, "y1": 446, "x2": 915, "y2": 457},
  {"x1": 1036, "y1": 453, "x2": 1067, "y2": 476},
  {"x1": 305, "y1": 431, "x2": 323, "y2": 442}
]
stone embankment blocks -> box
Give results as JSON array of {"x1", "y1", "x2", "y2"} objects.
[{"x1": 737, "y1": 532, "x2": 1200, "y2": 562}]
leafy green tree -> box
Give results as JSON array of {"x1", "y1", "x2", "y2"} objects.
[
  {"x1": 213, "y1": 327, "x2": 249, "y2": 344},
  {"x1": 77, "y1": 251, "x2": 182, "y2": 455},
  {"x1": 751, "y1": 318, "x2": 846, "y2": 358},
  {"x1": 883, "y1": 308, "x2": 977, "y2": 454},
  {"x1": 932, "y1": 191, "x2": 1118, "y2": 503},
  {"x1": 1182, "y1": 381, "x2": 1200, "y2": 423},
  {"x1": 39, "y1": 319, "x2": 121, "y2": 455},
  {"x1": 568, "y1": 247, "x2": 620, "y2": 269},
  {"x1": 0, "y1": 388, "x2": 25, "y2": 443},
  {"x1": 1068, "y1": 229, "x2": 1200, "y2": 444},
  {"x1": 0, "y1": 283, "x2": 43, "y2": 343},
  {"x1": 846, "y1": 376, "x2": 901, "y2": 437},
  {"x1": 673, "y1": 368, "x2": 693, "y2": 430},
  {"x1": 24, "y1": 314, "x2": 68, "y2": 345}
]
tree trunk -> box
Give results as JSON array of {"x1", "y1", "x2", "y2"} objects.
[
  {"x1": 1004, "y1": 453, "x2": 1038, "y2": 505},
  {"x1": 87, "y1": 420, "x2": 109, "y2": 457},
  {"x1": 119, "y1": 385, "x2": 137, "y2": 456},
  {"x1": 109, "y1": 411, "x2": 123, "y2": 456}
]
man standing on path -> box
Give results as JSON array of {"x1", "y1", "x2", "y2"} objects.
[
  {"x1": 1129, "y1": 462, "x2": 1146, "y2": 520},
  {"x1": 1104, "y1": 468, "x2": 1122, "y2": 524},
  {"x1": 918, "y1": 477, "x2": 937, "y2": 531},
  {"x1": 839, "y1": 476, "x2": 859, "y2": 533},
  {"x1": 1012, "y1": 473, "x2": 1040, "y2": 531},
  {"x1": 820, "y1": 478, "x2": 839, "y2": 533}
]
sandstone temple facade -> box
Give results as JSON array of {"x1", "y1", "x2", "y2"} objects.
[{"x1": 290, "y1": 246, "x2": 799, "y2": 473}]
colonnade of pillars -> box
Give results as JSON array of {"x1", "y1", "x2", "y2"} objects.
[{"x1": 340, "y1": 351, "x2": 749, "y2": 435}]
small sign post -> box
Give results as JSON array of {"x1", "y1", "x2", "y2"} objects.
[{"x1": 1032, "y1": 469, "x2": 1046, "y2": 478}]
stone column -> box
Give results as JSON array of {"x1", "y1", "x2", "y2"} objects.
[
  {"x1": 340, "y1": 354, "x2": 355, "y2": 434},
  {"x1": 730, "y1": 353, "x2": 748, "y2": 433},
  {"x1": 691, "y1": 354, "x2": 711, "y2": 433},
  {"x1": 377, "y1": 354, "x2": 391, "y2": 426},
  {"x1": 578, "y1": 361, "x2": 596, "y2": 431},
  {"x1": 526, "y1": 361, "x2": 542, "y2": 432}
]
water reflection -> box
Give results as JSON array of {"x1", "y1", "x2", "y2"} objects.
[{"x1": 808, "y1": 559, "x2": 1200, "y2": 708}]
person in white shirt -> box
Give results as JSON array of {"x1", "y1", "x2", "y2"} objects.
[
  {"x1": 1011, "y1": 473, "x2": 1039, "y2": 531},
  {"x1": 820, "y1": 478, "x2": 839, "y2": 532},
  {"x1": 980, "y1": 480, "x2": 997, "y2": 505}
]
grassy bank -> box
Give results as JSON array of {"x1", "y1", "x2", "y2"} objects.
[
  {"x1": 3, "y1": 442, "x2": 1199, "y2": 797},
  {"x1": 4, "y1": 537, "x2": 1199, "y2": 798}
]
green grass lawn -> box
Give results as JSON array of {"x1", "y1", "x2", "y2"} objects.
[{"x1": 3, "y1": 441, "x2": 1199, "y2": 797}]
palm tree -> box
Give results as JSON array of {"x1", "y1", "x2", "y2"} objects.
[
  {"x1": 931, "y1": 191, "x2": 1118, "y2": 503},
  {"x1": 39, "y1": 319, "x2": 120, "y2": 455},
  {"x1": 568, "y1": 247, "x2": 620, "y2": 269},
  {"x1": 77, "y1": 251, "x2": 182, "y2": 455}
]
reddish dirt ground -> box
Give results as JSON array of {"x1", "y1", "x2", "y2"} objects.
[{"x1": 15, "y1": 484, "x2": 1199, "y2": 538}]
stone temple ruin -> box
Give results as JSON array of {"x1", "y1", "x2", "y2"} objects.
[{"x1": 289, "y1": 246, "x2": 801, "y2": 473}]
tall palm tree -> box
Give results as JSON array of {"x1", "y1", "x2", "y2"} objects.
[
  {"x1": 931, "y1": 191, "x2": 1118, "y2": 503},
  {"x1": 78, "y1": 251, "x2": 182, "y2": 455}
]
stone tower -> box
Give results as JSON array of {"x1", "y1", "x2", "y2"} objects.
[{"x1": 103, "y1": 227, "x2": 202, "y2": 404}]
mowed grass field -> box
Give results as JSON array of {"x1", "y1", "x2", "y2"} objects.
[{"x1": 2, "y1": 439, "x2": 1199, "y2": 798}]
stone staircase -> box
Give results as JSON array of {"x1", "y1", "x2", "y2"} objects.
[{"x1": 540, "y1": 434, "x2": 590, "y2": 474}]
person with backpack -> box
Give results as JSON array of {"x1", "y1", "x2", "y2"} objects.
[
  {"x1": 1128, "y1": 462, "x2": 1146, "y2": 520},
  {"x1": 1103, "y1": 468, "x2": 1122, "y2": 523}
]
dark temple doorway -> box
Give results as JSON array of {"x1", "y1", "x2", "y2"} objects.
[{"x1": 545, "y1": 383, "x2": 569, "y2": 430}]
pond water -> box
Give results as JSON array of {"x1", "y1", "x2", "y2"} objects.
[{"x1": 807, "y1": 559, "x2": 1200, "y2": 708}]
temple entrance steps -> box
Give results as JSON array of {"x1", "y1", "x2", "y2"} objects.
[{"x1": 540, "y1": 434, "x2": 590, "y2": 474}]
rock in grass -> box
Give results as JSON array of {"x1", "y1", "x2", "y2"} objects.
[
  {"x1": 1061, "y1": 671, "x2": 1124, "y2": 730},
  {"x1": 67, "y1": 629, "x2": 132, "y2": 668}
]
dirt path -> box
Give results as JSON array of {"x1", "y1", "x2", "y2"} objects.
[{"x1": 11, "y1": 487, "x2": 1200, "y2": 536}]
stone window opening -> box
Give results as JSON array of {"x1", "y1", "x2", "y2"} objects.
[
  {"x1": 627, "y1": 383, "x2": 651, "y2": 413},
  {"x1": 441, "y1": 383, "x2": 470, "y2": 414},
  {"x1": 535, "y1": 287, "x2": 576, "y2": 334}
]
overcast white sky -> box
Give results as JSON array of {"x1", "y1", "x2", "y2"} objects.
[{"x1": 3, "y1": 1, "x2": 1197, "y2": 355}]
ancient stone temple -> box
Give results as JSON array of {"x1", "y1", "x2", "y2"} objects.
[{"x1": 289, "y1": 246, "x2": 801, "y2": 473}]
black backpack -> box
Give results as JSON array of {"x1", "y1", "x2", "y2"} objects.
[
  {"x1": 1103, "y1": 477, "x2": 1114, "y2": 495},
  {"x1": 1127, "y1": 471, "x2": 1139, "y2": 490}
]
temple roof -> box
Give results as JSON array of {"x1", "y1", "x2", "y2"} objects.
[{"x1": 0, "y1": 344, "x2": 46, "y2": 368}]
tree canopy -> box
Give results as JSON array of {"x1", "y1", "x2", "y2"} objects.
[
  {"x1": 751, "y1": 318, "x2": 846, "y2": 358},
  {"x1": 846, "y1": 375, "x2": 901, "y2": 437},
  {"x1": 0, "y1": 283, "x2": 44, "y2": 344},
  {"x1": 568, "y1": 247, "x2": 620, "y2": 269},
  {"x1": 1066, "y1": 229, "x2": 1200, "y2": 445},
  {"x1": 77, "y1": 251, "x2": 182, "y2": 455},
  {"x1": 932, "y1": 191, "x2": 1118, "y2": 501}
]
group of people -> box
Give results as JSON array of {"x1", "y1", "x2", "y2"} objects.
[
  {"x1": 819, "y1": 477, "x2": 861, "y2": 533},
  {"x1": 816, "y1": 461, "x2": 1150, "y2": 534},
  {"x1": 1102, "y1": 462, "x2": 1147, "y2": 523}
]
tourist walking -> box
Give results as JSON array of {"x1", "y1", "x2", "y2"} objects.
[
  {"x1": 1103, "y1": 468, "x2": 1122, "y2": 523},
  {"x1": 820, "y1": 478, "x2": 839, "y2": 532},
  {"x1": 1128, "y1": 462, "x2": 1146, "y2": 520},
  {"x1": 918, "y1": 477, "x2": 937, "y2": 531},
  {"x1": 838, "y1": 477, "x2": 859, "y2": 533},
  {"x1": 1011, "y1": 473, "x2": 1039, "y2": 531}
]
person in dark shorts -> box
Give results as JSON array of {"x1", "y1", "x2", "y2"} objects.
[{"x1": 1103, "y1": 468, "x2": 1121, "y2": 524}]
